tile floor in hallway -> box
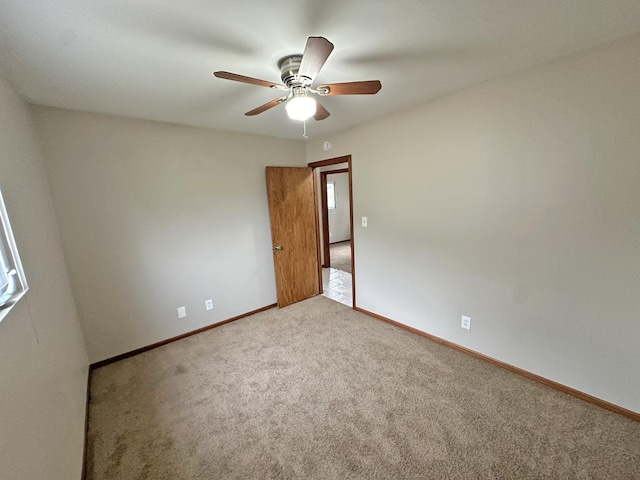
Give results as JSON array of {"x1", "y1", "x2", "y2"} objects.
[{"x1": 322, "y1": 268, "x2": 353, "y2": 307}]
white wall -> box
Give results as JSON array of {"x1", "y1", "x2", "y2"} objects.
[
  {"x1": 31, "y1": 108, "x2": 305, "y2": 363},
  {"x1": 306, "y1": 33, "x2": 640, "y2": 413},
  {"x1": 0, "y1": 75, "x2": 88, "y2": 479},
  {"x1": 327, "y1": 172, "x2": 351, "y2": 243}
]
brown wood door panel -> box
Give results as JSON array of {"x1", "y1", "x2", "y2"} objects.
[{"x1": 266, "y1": 167, "x2": 320, "y2": 307}]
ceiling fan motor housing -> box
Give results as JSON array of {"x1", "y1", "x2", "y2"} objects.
[{"x1": 278, "y1": 55, "x2": 312, "y2": 87}]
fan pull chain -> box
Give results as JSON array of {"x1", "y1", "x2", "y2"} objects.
[{"x1": 303, "y1": 120, "x2": 308, "y2": 139}]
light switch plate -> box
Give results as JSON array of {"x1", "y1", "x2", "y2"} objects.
[{"x1": 362, "y1": 216, "x2": 368, "y2": 227}]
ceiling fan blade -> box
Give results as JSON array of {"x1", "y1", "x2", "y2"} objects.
[
  {"x1": 298, "y1": 36, "x2": 334, "y2": 82},
  {"x1": 314, "y1": 101, "x2": 330, "y2": 121},
  {"x1": 316, "y1": 80, "x2": 382, "y2": 96},
  {"x1": 245, "y1": 96, "x2": 288, "y2": 116},
  {"x1": 214, "y1": 71, "x2": 285, "y2": 89}
]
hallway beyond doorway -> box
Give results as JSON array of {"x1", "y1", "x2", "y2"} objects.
[
  {"x1": 322, "y1": 268, "x2": 352, "y2": 307},
  {"x1": 329, "y1": 240, "x2": 351, "y2": 273}
]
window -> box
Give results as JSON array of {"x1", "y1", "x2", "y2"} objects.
[
  {"x1": 0, "y1": 189, "x2": 28, "y2": 320},
  {"x1": 327, "y1": 182, "x2": 336, "y2": 210}
]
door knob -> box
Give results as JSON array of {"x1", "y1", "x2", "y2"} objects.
[{"x1": 273, "y1": 245, "x2": 283, "y2": 251}]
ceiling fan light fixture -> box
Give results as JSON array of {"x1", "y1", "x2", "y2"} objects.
[{"x1": 286, "y1": 91, "x2": 316, "y2": 121}]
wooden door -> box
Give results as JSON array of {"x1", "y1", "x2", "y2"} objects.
[{"x1": 266, "y1": 167, "x2": 320, "y2": 307}]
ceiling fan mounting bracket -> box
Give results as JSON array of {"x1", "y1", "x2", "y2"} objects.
[{"x1": 278, "y1": 54, "x2": 312, "y2": 88}]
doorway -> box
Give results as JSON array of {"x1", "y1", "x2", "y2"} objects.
[{"x1": 308, "y1": 155, "x2": 354, "y2": 308}]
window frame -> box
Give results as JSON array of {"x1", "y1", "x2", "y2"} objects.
[{"x1": 0, "y1": 189, "x2": 28, "y2": 321}]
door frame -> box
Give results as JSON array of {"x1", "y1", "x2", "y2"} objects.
[{"x1": 308, "y1": 155, "x2": 355, "y2": 308}]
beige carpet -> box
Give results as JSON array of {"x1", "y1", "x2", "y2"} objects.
[
  {"x1": 86, "y1": 296, "x2": 639, "y2": 479},
  {"x1": 330, "y1": 240, "x2": 351, "y2": 273}
]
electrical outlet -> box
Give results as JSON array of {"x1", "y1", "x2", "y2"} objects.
[
  {"x1": 205, "y1": 299, "x2": 214, "y2": 311},
  {"x1": 177, "y1": 306, "x2": 187, "y2": 319},
  {"x1": 461, "y1": 315, "x2": 471, "y2": 330}
]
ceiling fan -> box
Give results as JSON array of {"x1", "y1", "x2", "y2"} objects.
[{"x1": 214, "y1": 36, "x2": 382, "y2": 122}]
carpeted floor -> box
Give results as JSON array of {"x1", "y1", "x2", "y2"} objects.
[
  {"x1": 330, "y1": 240, "x2": 351, "y2": 273},
  {"x1": 86, "y1": 296, "x2": 640, "y2": 479}
]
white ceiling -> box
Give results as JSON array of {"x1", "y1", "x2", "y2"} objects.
[{"x1": 1, "y1": 0, "x2": 640, "y2": 140}]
